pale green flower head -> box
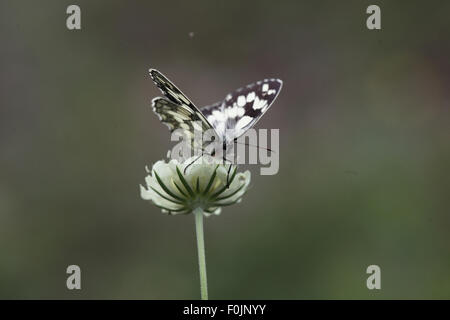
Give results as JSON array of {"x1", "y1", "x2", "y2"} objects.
[{"x1": 140, "y1": 156, "x2": 251, "y2": 216}]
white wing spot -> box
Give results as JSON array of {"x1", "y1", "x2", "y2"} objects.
[
  {"x1": 252, "y1": 96, "x2": 267, "y2": 110},
  {"x1": 212, "y1": 110, "x2": 226, "y2": 122},
  {"x1": 192, "y1": 121, "x2": 203, "y2": 131},
  {"x1": 168, "y1": 110, "x2": 189, "y2": 120},
  {"x1": 246, "y1": 92, "x2": 255, "y2": 102},
  {"x1": 227, "y1": 106, "x2": 238, "y2": 118},
  {"x1": 237, "y1": 95, "x2": 246, "y2": 107},
  {"x1": 235, "y1": 116, "x2": 253, "y2": 131},
  {"x1": 262, "y1": 84, "x2": 269, "y2": 92}
]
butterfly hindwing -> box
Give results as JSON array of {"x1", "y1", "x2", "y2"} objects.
[{"x1": 152, "y1": 98, "x2": 198, "y2": 134}]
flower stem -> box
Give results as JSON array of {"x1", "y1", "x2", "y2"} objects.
[{"x1": 194, "y1": 207, "x2": 208, "y2": 300}]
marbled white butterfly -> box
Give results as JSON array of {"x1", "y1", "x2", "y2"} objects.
[{"x1": 149, "y1": 69, "x2": 283, "y2": 161}]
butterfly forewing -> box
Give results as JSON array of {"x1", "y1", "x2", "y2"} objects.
[
  {"x1": 203, "y1": 78, "x2": 283, "y2": 143},
  {"x1": 150, "y1": 69, "x2": 217, "y2": 150}
]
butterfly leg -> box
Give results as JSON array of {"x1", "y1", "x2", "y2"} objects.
[
  {"x1": 183, "y1": 153, "x2": 203, "y2": 174},
  {"x1": 224, "y1": 139, "x2": 240, "y2": 188},
  {"x1": 190, "y1": 143, "x2": 234, "y2": 188},
  {"x1": 226, "y1": 162, "x2": 233, "y2": 188},
  {"x1": 223, "y1": 144, "x2": 235, "y2": 189},
  {"x1": 222, "y1": 141, "x2": 232, "y2": 189}
]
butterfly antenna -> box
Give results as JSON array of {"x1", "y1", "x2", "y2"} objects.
[
  {"x1": 233, "y1": 140, "x2": 275, "y2": 153},
  {"x1": 183, "y1": 154, "x2": 202, "y2": 174}
]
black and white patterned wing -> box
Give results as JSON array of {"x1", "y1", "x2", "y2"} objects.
[
  {"x1": 205, "y1": 79, "x2": 283, "y2": 143},
  {"x1": 149, "y1": 69, "x2": 217, "y2": 148},
  {"x1": 152, "y1": 98, "x2": 203, "y2": 143},
  {"x1": 200, "y1": 101, "x2": 227, "y2": 141}
]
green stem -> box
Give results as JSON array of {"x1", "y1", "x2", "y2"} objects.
[{"x1": 194, "y1": 207, "x2": 208, "y2": 300}]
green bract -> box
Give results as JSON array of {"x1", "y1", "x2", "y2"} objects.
[{"x1": 140, "y1": 156, "x2": 251, "y2": 216}]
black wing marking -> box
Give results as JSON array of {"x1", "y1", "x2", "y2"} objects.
[{"x1": 200, "y1": 101, "x2": 223, "y2": 118}]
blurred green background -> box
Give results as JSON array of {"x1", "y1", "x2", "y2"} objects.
[{"x1": 1, "y1": 0, "x2": 449, "y2": 299}]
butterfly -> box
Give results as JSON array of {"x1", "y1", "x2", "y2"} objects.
[{"x1": 150, "y1": 69, "x2": 282, "y2": 162}]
